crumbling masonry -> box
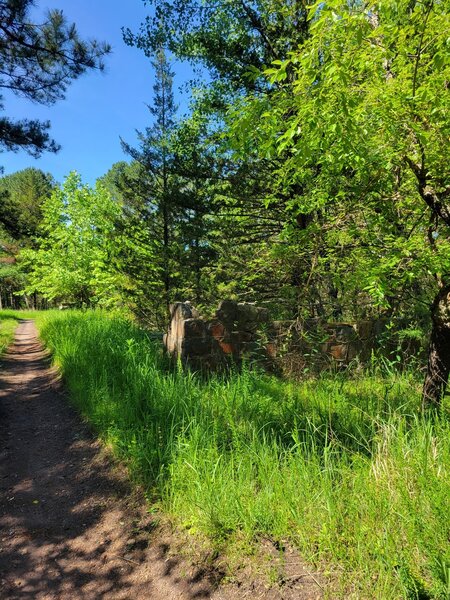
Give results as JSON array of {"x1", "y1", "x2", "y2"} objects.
[
  {"x1": 163, "y1": 300, "x2": 402, "y2": 373},
  {"x1": 163, "y1": 300, "x2": 273, "y2": 371}
]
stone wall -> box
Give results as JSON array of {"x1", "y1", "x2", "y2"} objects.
[
  {"x1": 163, "y1": 300, "x2": 420, "y2": 373},
  {"x1": 269, "y1": 319, "x2": 384, "y2": 375}
]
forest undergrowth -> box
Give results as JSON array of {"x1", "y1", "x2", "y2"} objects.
[{"x1": 34, "y1": 310, "x2": 450, "y2": 599}]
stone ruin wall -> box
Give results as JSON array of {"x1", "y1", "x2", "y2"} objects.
[
  {"x1": 163, "y1": 300, "x2": 273, "y2": 371},
  {"x1": 163, "y1": 300, "x2": 405, "y2": 373}
]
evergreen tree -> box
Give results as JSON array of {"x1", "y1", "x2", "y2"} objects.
[
  {"x1": 127, "y1": 0, "x2": 323, "y2": 321},
  {"x1": 0, "y1": 0, "x2": 110, "y2": 158},
  {"x1": 0, "y1": 168, "x2": 54, "y2": 239},
  {"x1": 119, "y1": 47, "x2": 181, "y2": 324},
  {"x1": 125, "y1": 0, "x2": 309, "y2": 93}
]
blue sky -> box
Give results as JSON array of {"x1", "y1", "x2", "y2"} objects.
[{"x1": 1, "y1": 0, "x2": 195, "y2": 185}]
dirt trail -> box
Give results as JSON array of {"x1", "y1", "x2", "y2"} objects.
[
  {"x1": 0, "y1": 320, "x2": 213, "y2": 599},
  {"x1": 0, "y1": 320, "x2": 322, "y2": 600}
]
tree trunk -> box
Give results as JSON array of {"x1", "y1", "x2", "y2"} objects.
[{"x1": 422, "y1": 283, "x2": 450, "y2": 408}]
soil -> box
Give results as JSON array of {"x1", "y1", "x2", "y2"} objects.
[{"x1": 0, "y1": 320, "x2": 323, "y2": 600}]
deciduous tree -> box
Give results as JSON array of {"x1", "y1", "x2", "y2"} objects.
[
  {"x1": 22, "y1": 172, "x2": 121, "y2": 307},
  {"x1": 231, "y1": 0, "x2": 450, "y2": 405}
]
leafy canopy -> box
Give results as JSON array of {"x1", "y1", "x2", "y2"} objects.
[
  {"x1": 229, "y1": 0, "x2": 450, "y2": 309},
  {"x1": 21, "y1": 172, "x2": 121, "y2": 306}
]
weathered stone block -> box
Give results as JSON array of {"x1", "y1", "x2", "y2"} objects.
[
  {"x1": 216, "y1": 300, "x2": 238, "y2": 324},
  {"x1": 183, "y1": 318, "x2": 206, "y2": 337},
  {"x1": 182, "y1": 337, "x2": 212, "y2": 356},
  {"x1": 169, "y1": 301, "x2": 198, "y2": 320},
  {"x1": 217, "y1": 340, "x2": 234, "y2": 355},
  {"x1": 357, "y1": 320, "x2": 374, "y2": 341},
  {"x1": 164, "y1": 299, "x2": 396, "y2": 374},
  {"x1": 208, "y1": 321, "x2": 226, "y2": 340},
  {"x1": 329, "y1": 344, "x2": 348, "y2": 361},
  {"x1": 239, "y1": 331, "x2": 254, "y2": 343},
  {"x1": 216, "y1": 300, "x2": 238, "y2": 323},
  {"x1": 236, "y1": 303, "x2": 263, "y2": 328},
  {"x1": 266, "y1": 342, "x2": 277, "y2": 358},
  {"x1": 326, "y1": 324, "x2": 356, "y2": 343},
  {"x1": 164, "y1": 299, "x2": 273, "y2": 371}
]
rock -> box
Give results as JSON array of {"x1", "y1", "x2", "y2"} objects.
[
  {"x1": 329, "y1": 344, "x2": 347, "y2": 361},
  {"x1": 163, "y1": 299, "x2": 391, "y2": 373},
  {"x1": 183, "y1": 318, "x2": 206, "y2": 337},
  {"x1": 216, "y1": 300, "x2": 238, "y2": 324},
  {"x1": 169, "y1": 301, "x2": 199, "y2": 321},
  {"x1": 182, "y1": 336, "x2": 212, "y2": 356},
  {"x1": 208, "y1": 321, "x2": 226, "y2": 340},
  {"x1": 164, "y1": 299, "x2": 273, "y2": 371}
]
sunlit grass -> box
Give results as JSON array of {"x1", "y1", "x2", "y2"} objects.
[{"x1": 37, "y1": 310, "x2": 450, "y2": 599}]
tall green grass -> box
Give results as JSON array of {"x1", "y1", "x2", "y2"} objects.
[{"x1": 37, "y1": 310, "x2": 450, "y2": 599}]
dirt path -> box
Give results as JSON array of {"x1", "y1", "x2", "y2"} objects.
[
  {"x1": 0, "y1": 321, "x2": 323, "y2": 600},
  {"x1": 0, "y1": 320, "x2": 215, "y2": 599}
]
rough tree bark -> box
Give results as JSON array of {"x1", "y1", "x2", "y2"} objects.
[{"x1": 422, "y1": 283, "x2": 450, "y2": 408}]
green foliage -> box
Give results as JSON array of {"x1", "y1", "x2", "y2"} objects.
[
  {"x1": 115, "y1": 47, "x2": 221, "y2": 325},
  {"x1": 228, "y1": 0, "x2": 450, "y2": 313},
  {"x1": 0, "y1": 309, "x2": 42, "y2": 353},
  {"x1": 126, "y1": 0, "x2": 309, "y2": 90},
  {"x1": 0, "y1": 310, "x2": 19, "y2": 354},
  {"x1": 117, "y1": 48, "x2": 181, "y2": 324},
  {"x1": 126, "y1": 0, "x2": 334, "y2": 322},
  {"x1": 0, "y1": 262, "x2": 27, "y2": 306},
  {"x1": 38, "y1": 310, "x2": 450, "y2": 598},
  {"x1": 125, "y1": 0, "x2": 450, "y2": 329},
  {"x1": 21, "y1": 172, "x2": 122, "y2": 307},
  {"x1": 0, "y1": 168, "x2": 54, "y2": 307}
]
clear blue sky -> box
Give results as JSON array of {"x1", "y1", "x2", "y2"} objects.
[{"x1": 1, "y1": 0, "x2": 195, "y2": 185}]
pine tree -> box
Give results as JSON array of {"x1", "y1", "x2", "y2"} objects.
[
  {"x1": 119, "y1": 47, "x2": 181, "y2": 324},
  {"x1": 0, "y1": 1, "x2": 110, "y2": 158}
]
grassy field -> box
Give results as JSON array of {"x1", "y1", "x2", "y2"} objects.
[{"x1": 35, "y1": 310, "x2": 449, "y2": 599}]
